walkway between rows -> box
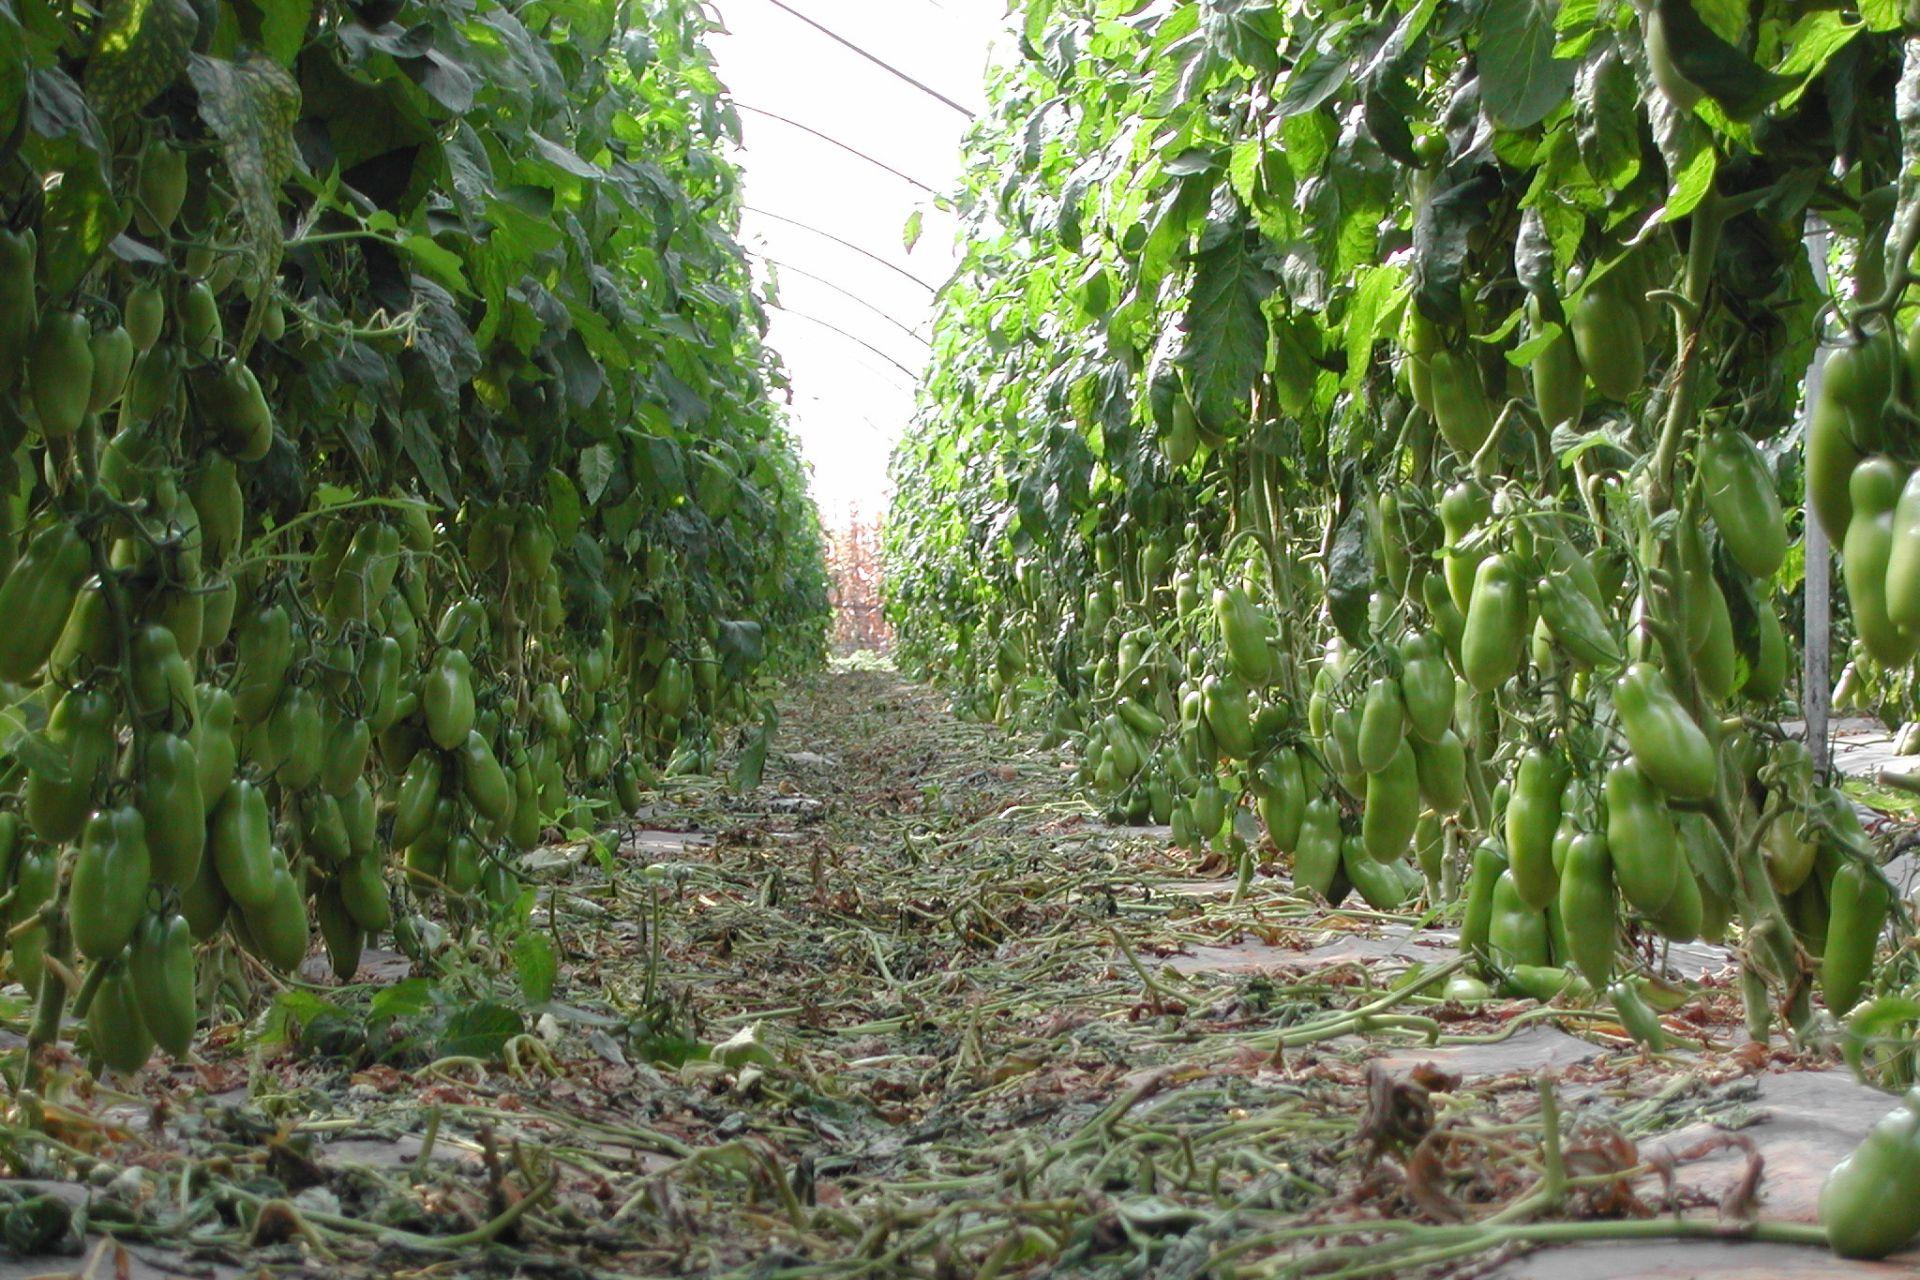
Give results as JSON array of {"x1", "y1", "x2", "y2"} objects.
[{"x1": 7, "y1": 661, "x2": 1910, "y2": 1279}]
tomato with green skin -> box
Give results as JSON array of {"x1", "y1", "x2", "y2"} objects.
[
  {"x1": 340, "y1": 778, "x2": 378, "y2": 861},
  {"x1": 1612, "y1": 663, "x2": 1716, "y2": 800},
  {"x1": 321, "y1": 717, "x2": 372, "y2": 797},
  {"x1": 1699, "y1": 428, "x2": 1786, "y2": 579},
  {"x1": 1293, "y1": 797, "x2": 1342, "y2": 896},
  {"x1": 1527, "y1": 294, "x2": 1584, "y2": 430},
  {"x1": 1536, "y1": 571, "x2": 1623, "y2": 671},
  {"x1": 1819, "y1": 1089, "x2": 1920, "y2": 1259},
  {"x1": 210, "y1": 781, "x2": 276, "y2": 910},
  {"x1": 1214, "y1": 586, "x2": 1275, "y2": 687},
  {"x1": 1487, "y1": 869, "x2": 1551, "y2": 970},
  {"x1": 1357, "y1": 676, "x2": 1405, "y2": 773},
  {"x1": 130, "y1": 913, "x2": 197, "y2": 1058},
  {"x1": 1202, "y1": 675, "x2": 1255, "y2": 759},
  {"x1": 1398, "y1": 632, "x2": 1454, "y2": 741},
  {"x1": 339, "y1": 853, "x2": 392, "y2": 932},
  {"x1": 1745, "y1": 600, "x2": 1788, "y2": 701},
  {"x1": 0, "y1": 521, "x2": 90, "y2": 684},
  {"x1": 125, "y1": 283, "x2": 164, "y2": 352},
  {"x1": 425, "y1": 648, "x2": 477, "y2": 750},
  {"x1": 233, "y1": 604, "x2": 293, "y2": 724},
  {"x1": 137, "y1": 140, "x2": 188, "y2": 229},
  {"x1": 26, "y1": 311, "x2": 95, "y2": 438},
  {"x1": 1844, "y1": 458, "x2": 1919, "y2": 666},
  {"x1": 1440, "y1": 479, "x2": 1490, "y2": 615},
  {"x1": 1506, "y1": 747, "x2": 1567, "y2": 910},
  {"x1": 271, "y1": 685, "x2": 325, "y2": 790},
  {"x1": 26, "y1": 688, "x2": 115, "y2": 842},
  {"x1": 1693, "y1": 576, "x2": 1737, "y2": 702},
  {"x1": 1422, "y1": 573, "x2": 1466, "y2": 665},
  {"x1": 71, "y1": 807, "x2": 152, "y2": 961},
  {"x1": 1253, "y1": 749, "x2": 1306, "y2": 852},
  {"x1": 1427, "y1": 349, "x2": 1494, "y2": 456},
  {"x1": 393, "y1": 751, "x2": 445, "y2": 848},
  {"x1": 1558, "y1": 831, "x2": 1616, "y2": 986},
  {"x1": 8, "y1": 848, "x2": 55, "y2": 991},
  {"x1": 1647, "y1": 860, "x2": 1703, "y2": 942},
  {"x1": 193, "y1": 687, "x2": 239, "y2": 808},
  {"x1": 131, "y1": 622, "x2": 196, "y2": 729},
  {"x1": 179, "y1": 281, "x2": 222, "y2": 354},
  {"x1": 459, "y1": 730, "x2": 514, "y2": 827},
  {"x1": 298, "y1": 790, "x2": 349, "y2": 866},
  {"x1": 1809, "y1": 334, "x2": 1894, "y2": 541},
  {"x1": 1189, "y1": 779, "x2": 1227, "y2": 839},
  {"x1": 87, "y1": 325, "x2": 135, "y2": 414},
  {"x1": 1461, "y1": 554, "x2": 1528, "y2": 693},
  {"x1": 1412, "y1": 727, "x2": 1466, "y2": 814},
  {"x1": 179, "y1": 841, "x2": 231, "y2": 940},
  {"x1": 140, "y1": 732, "x2": 206, "y2": 887},
  {"x1": 1606, "y1": 977, "x2": 1666, "y2": 1050},
  {"x1": 1604, "y1": 759, "x2": 1681, "y2": 914},
  {"x1": 1459, "y1": 839, "x2": 1508, "y2": 963},
  {"x1": 1413, "y1": 810, "x2": 1445, "y2": 889},
  {"x1": 1822, "y1": 861, "x2": 1892, "y2": 1016},
  {"x1": 317, "y1": 886, "x2": 365, "y2": 983},
  {"x1": 241, "y1": 849, "x2": 310, "y2": 972},
  {"x1": 1672, "y1": 521, "x2": 1716, "y2": 653},
  {"x1": 1883, "y1": 467, "x2": 1920, "y2": 632},
  {"x1": 88, "y1": 963, "x2": 155, "y2": 1074},
  {"x1": 1362, "y1": 739, "x2": 1419, "y2": 861},
  {"x1": 1569, "y1": 278, "x2": 1643, "y2": 402},
  {"x1": 1342, "y1": 834, "x2": 1416, "y2": 909}
]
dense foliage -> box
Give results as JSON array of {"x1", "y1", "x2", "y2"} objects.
[
  {"x1": 0, "y1": 0, "x2": 827, "y2": 1072},
  {"x1": 887, "y1": 0, "x2": 1920, "y2": 1083}
]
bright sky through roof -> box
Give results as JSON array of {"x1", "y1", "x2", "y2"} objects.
[{"x1": 708, "y1": 1, "x2": 1006, "y2": 530}]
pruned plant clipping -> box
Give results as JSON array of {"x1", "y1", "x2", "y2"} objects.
[{"x1": 0, "y1": 0, "x2": 1919, "y2": 1275}]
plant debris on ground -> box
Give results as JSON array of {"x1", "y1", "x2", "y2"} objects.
[{"x1": 0, "y1": 660, "x2": 1872, "y2": 1278}]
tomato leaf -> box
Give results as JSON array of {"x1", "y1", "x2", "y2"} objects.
[{"x1": 1478, "y1": 0, "x2": 1575, "y2": 130}]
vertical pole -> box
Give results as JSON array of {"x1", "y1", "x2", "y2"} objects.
[{"x1": 1803, "y1": 227, "x2": 1834, "y2": 775}]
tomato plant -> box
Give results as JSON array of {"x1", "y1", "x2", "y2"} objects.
[
  {"x1": 885, "y1": 0, "x2": 1920, "y2": 1051},
  {"x1": 0, "y1": 0, "x2": 828, "y2": 1075}
]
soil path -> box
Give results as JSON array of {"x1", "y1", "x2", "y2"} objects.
[{"x1": 2, "y1": 662, "x2": 1914, "y2": 1278}]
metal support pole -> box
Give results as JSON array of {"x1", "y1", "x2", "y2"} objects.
[{"x1": 1802, "y1": 226, "x2": 1835, "y2": 774}]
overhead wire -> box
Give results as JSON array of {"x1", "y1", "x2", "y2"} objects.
[
  {"x1": 732, "y1": 103, "x2": 941, "y2": 194},
  {"x1": 742, "y1": 205, "x2": 941, "y2": 294},
  {"x1": 772, "y1": 306, "x2": 923, "y2": 380},
  {"x1": 755, "y1": 0, "x2": 978, "y2": 120},
  {"x1": 748, "y1": 250, "x2": 931, "y2": 346}
]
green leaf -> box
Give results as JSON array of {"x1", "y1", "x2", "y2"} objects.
[
  {"x1": 256, "y1": 0, "x2": 311, "y2": 66},
  {"x1": 436, "y1": 1001, "x2": 525, "y2": 1062},
  {"x1": 513, "y1": 933, "x2": 556, "y2": 1004},
  {"x1": 1772, "y1": 12, "x2": 1863, "y2": 112},
  {"x1": 85, "y1": 0, "x2": 197, "y2": 120},
  {"x1": 1662, "y1": 143, "x2": 1717, "y2": 220},
  {"x1": 1861, "y1": 0, "x2": 1902, "y2": 32},
  {"x1": 902, "y1": 208, "x2": 923, "y2": 252},
  {"x1": 1574, "y1": 47, "x2": 1640, "y2": 191},
  {"x1": 1176, "y1": 214, "x2": 1275, "y2": 436},
  {"x1": 186, "y1": 51, "x2": 301, "y2": 290},
  {"x1": 1325, "y1": 489, "x2": 1374, "y2": 647},
  {"x1": 1342, "y1": 264, "x2": 1407, "y2": 394},
  {"x1": 1478, "y1": 0, "x2": 1576, "y2": 129},
  {"x1": 579, "y1": 443, "x2": 616, "y2": 505},
  {"x1": 0, "y1": 709, "x2": 66, "y2": 782},
  {"x1": 1651, "y1": 0, "x2": 1793, "y2": 120}
]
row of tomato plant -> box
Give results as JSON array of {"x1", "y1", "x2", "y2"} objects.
[
  {"x1": 0, "y1": 0, "x2": 828, "y2": 1078},
  {"x1": 888, "y1": 5, "x2": 1920, "y2": 1246}
]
